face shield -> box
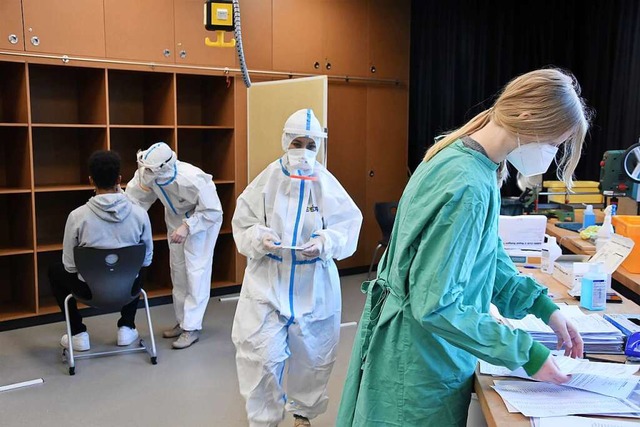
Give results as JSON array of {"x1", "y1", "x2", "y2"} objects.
[{"x1": 136, "y1": 143, "x2": 177, "y2": 190}]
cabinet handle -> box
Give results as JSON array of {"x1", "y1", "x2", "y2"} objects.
[
  {"x1": 8, "y1": 34, "x2": 19, "y2": 45},
  {"x1": 370, "y1": 65, "x2": 377, "y2": 74},
  {"x1": 314, "y1": 62, "x2": 320, "y2": 69},
  {"x1": 163, "y1": 49, "x2": 171, "y2": 57},
  {"x1": 30, "y1": 36, "x2": 40, "y2": 46},
  {"x1": 325, "y1": 62, "x2": 332, "y2": 70},
  {"x1": 369, "y1": 170, "x2": 375, "y2": 177},
  {"x1": 179, "y1": 50, "x2": 187, "y2": 59}
]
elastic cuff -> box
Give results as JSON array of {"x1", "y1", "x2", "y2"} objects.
[
  {"x1": 522, "y1": 341, "x2": 550, "y2": 376},
  {"x1": 529, "y1": 294, "x2": 559, "y2": 323}
]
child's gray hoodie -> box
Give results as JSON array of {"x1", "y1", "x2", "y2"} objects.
[{"x1": 62, "y1": 192, "x2": 153, "y2": 276}]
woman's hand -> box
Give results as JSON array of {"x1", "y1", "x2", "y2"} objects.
[{"x1": 547, "y1": 310, "x2": 583, "y2": 358}]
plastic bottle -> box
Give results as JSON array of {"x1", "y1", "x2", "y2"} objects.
[
  {"x1": 595, "y1": 205, "x2": 614, "y2": 252},
  {"x1": 541, "y1": 235, "x2": 562, "y2": 274},
  {"x1": 580, "y1": 263, "x2": 607, "y2": 311},
  {"x1": 582, "y1": 204, "x2": 596, "y2": 228}
]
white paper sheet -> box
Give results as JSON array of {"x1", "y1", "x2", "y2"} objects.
[
  {"x1": 533, "y1": 415, "x2": 640, "y2": 427},
  {"x1": 492, "y1": 380, "x2": 640, "y2": 418}
]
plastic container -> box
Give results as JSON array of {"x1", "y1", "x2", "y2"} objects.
[
  {"x1": 541, "y1": 235, "x2": 562, "y2": 274},
  {"x1": 596, "y1": 206, "x2": 614, "y2": 252},
  {"x1": 611, "y1": 215, "x2": 640, "y2": 273},
  {"x1": 580, "y1": 263, "x2": 607, "y2": 311},
  {"x1": 582, "y1": 204, "x2": 595, "y2": 228},
  {"x1": 543, "y1": 180, "x2": 603, "y2": 204}
]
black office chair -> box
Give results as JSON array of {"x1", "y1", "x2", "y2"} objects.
[
  {"x1": 62, "y1": 244, "x2": 157, "y2": 375},
  {"x1": 367, "y1": 202, "x2": 398, "y2": 280}
]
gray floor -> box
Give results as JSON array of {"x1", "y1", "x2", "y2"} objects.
[{"x1": 0, "y1": 273, "x2": 487, "y2": 427}]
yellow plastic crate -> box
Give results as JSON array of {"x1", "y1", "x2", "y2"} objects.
[
  {"x1": 543, "y1": 180, "x2": 603, "y2": 204},
  {"x1": 611, "y1": 215, "x2": 640, "y2": 274}
]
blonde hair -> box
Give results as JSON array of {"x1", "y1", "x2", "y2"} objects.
[{"x1": 423, "y1": 68, "x2": 592, "y2": 189}]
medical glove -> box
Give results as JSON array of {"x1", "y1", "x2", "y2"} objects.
[
  {"x1": 532, "y1": 354, "x2": 571, "y2": 385},
  {"x1": 261, "y1": 233, "x2": 281, "y2": 253},
  {"x1": 301, "y1": 236, "x2": 324, "y2": 258},
  {"x1": 170, "y1": 223, "x2": 189, "y2": 244},
  {"x1": 547, "y1": 310, "x2": 584, "y2": 358}
]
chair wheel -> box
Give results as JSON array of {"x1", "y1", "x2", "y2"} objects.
[
  {"x1": 69, "y1": 367, "x2": 75, "y2": 376},
  {"x1": 151, "y1": 356, "x2": 157, "y2": 365}
]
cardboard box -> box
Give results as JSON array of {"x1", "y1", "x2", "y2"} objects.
[{"x1": 553, "y1": 254, "x2": 591, "y2": 289}]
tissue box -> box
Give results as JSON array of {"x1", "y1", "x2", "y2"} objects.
[{"x1": 553, "y1": 255, "x2": 591, "y2": 289}]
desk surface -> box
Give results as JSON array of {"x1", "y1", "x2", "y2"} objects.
[
  {"x1": 545, "y1": 219, "x2": 640, "y2": 296},
  {"x1": 474, "y1": 268, "x2": 640, "y2": 427}
]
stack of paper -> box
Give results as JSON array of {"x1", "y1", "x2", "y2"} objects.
[
  {"x1": 531, "y1": 415, "x2": 640, "y2": 426},
  {"x1": 504, "y1": 305, "x2": 625, "y2": 354}
]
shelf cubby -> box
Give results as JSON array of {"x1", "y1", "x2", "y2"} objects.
[
  {"x1": 35, "y1": 190, "x2": 93, "y2": 249},
  {"x1": 109, "y1": 127, "x2": 176, "y2": 180},
  {"x1": 32, "y1": 127, "x2": 107, "y2": 188},
  {"x1": 216, "y1": 183, "x2": 235, "y2": 234},
  {"x1": 177, "y1": 128, "x2": 235, "y2": 181},
  {"x1": 144, "y1": 240, "x2": 171, "y2": 295},
  {"x1": 36, "y1": 250, "x2": 62, "y2": 315},
  {"x1": 0, "y1": 62, "x2": 28, "y2": 124},
  {"x1": 0, "y1": 127, "x2": 31, "y2": 192},
  {"x1": 148, "y1": 201, "x2": 168, "y2": 238},
  {"x1": 0, "y1": 254, "x2": 36, "y2": 320},
  {"x1": 176, "y1": 75, "x2": 234, "y2": 127},
  {"x1": 29, "y1": 65, "x2": 106, "y2": 125},
  {"x1": 108, "y1": 70, "x2": 175, "y2": 126},
  {"x1": 213, "y1": 234, "x2": 236, "y2": 288},
  {"x1": 0, "y1": 193, "x2": 34, "y2": 255}
]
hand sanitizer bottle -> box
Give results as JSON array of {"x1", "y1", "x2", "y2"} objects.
[
  {"x1": 582, "y1": 204, "x2": 595, "y2": 228},
  {"x1": 541, "y1": 235, "x2": 561, "y2": 274},
  {"x1": 596, "y1": 205, "x2": 614, "y2": 252},
  {"x1": 580, "y1": 263, "x2": 607, "y2": 311}
]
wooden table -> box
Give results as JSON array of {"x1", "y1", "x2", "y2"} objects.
[
  {"x1": 546, "y1": 219, "x2": 640, "y2": 297},
  {"x1": 474, "y1": 268, "x2": 640, "y2": 427}
]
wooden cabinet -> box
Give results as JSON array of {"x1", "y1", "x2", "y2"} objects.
[
  {"x1": 368, "y1": 0, "x2": 411, "y2": 80},
  {"x1": 236, "y1": 0, "x2": 273, "y2": 71},
  {"x1": 174, "y1": 0, "x2": 236, "y2": 67},
  {"x1": 21, "y1": 0, "x2": 106, "y2": 57},
  {"x1": 0, "y1": 0, "x2": 25, "y2": 51},
  {"x1": 104, "y1": 0, "x2": 175, "y2": 63},
  {"x1": 273, "y1": 0, "x2": 368, "y2": 76}
]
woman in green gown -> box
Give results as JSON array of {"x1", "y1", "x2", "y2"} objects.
[{"x1": 337, "y1": 69, "x2": 591, "y2": 427}]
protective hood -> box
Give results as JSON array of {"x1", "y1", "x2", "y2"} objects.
[
  {"x1": 281, "y1": 108, "x2": 327, "y2": 152},
  {"x1": 137, "y1": 142, "x2": 177, "y2": 183},
  {"x1": 87, "y1": 193, "x2": 132, "y2": 223}
]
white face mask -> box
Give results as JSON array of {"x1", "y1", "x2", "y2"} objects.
[
  {"x1": 506, "y1": 139, "x2": 559, "y2": 177},
  {"x1": 287, "y1": 148, "x2": 317, "y2": 171}
]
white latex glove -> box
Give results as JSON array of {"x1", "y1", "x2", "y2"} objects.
[
  {"x1": 261, "y1": 234, "x2": 281, "y2": 253},
  {"x1": 548, "y1": 310, "x2": 584, "y2": 358},
  {"x1": 301, "y1": 236, "x2": 324, "y2": 258},
  {"x1": 170, "y1": 223, "x2": 189, "y2": 244},
  {"x1": 532, "y1": 354, "x2": 571, "y2": 385}
]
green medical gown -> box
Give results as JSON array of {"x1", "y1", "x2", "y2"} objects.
[{"x1": 337, "y1": 140, "x2": 558, "y2": 427}]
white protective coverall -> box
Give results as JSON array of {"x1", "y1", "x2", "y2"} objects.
[
  {"x1": 126, "y1": 142, "x2": 223, "y2": 331},
  {"x1": 231, "y1": 109, "x2": 363, "y2": 427}
]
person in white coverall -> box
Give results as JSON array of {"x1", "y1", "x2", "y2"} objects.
[
  {"x1": 231, "y1": 109, "x2": 363, "y2": 427},
  {"x1": 126, "y1": 142, "x2": 223, "y2": 349}
]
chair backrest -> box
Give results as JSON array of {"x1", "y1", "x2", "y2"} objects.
[
  {"x1": 73, "y1": 244, "x2": 146, "y2": 311},
  {"x1": 374, "y1": 202, "x2": 398, "y2": 245}
]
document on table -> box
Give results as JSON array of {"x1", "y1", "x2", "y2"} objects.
[
  {"x1": 531, "y1": 415, "x2": 640, "y2": 427},
  {"x1": 492, "y1": 380, "x2": 640, "y2": 418},
  {"x1": 480, "y1": 356, "x2": 639, "y2": 399}
]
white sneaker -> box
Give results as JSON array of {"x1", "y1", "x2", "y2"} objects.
[
  {"x1": 60, "y1": 332, "x2": 90, "y2": 352},
  {"x1": 117, "y1": 327, "x2": 139, "y2": 346}
]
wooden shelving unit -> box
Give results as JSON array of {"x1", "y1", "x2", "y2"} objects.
[{"x1": 0, "y1": 59, "x2": 242, "y2": 323}]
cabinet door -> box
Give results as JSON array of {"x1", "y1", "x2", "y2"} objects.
[
  {"x1": 105, "y1": 0, "x2": 175, "y2": 63},
  {"x1": 328, "y1": 83, "x2": 368, "y2": 268},
  {"x1": 236, "y1": 0, "x2": 273, "y2": 71},
  {"x1": 322, "y1": 0, "x2": 369, "y2": 77},
  {"x1": 174, "y1": 0, "x2": 236, "y2": 67},
  {"x1": 368, "y1": 0, "x2": 410, "y2": 80},
  {"x1": 365, "y1": 86, "x2": 408, "y2": 261},
  {"x1": 0, "y1": 0, "x2": 24, "y2": 51},
  {"x1": 22, "y1": 0, "x2": 105, "y2": 56},
  {"x1": 272, "y1": 0, "x2": 324, "y2": 73}
]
